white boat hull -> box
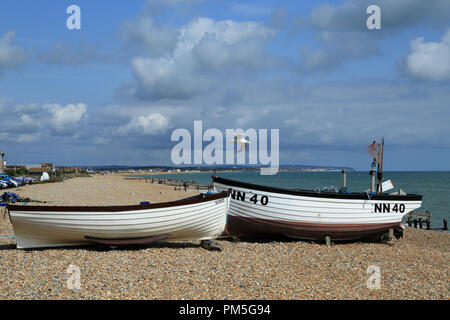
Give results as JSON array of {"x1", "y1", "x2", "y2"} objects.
[
  {"x1": 213, "y1": 177, "x2": 422, "y2": 241},
  {"x1": 7, "y1": 192, "x2": 230, "y2": 249}
]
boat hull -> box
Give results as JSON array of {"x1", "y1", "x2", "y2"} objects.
[
  {"x1": 226, "y1": 216, "x2": 403, "y2": 241},
  {"x1": 213, "y1": 177, "x2": 422, "y2": 241},
  {"x1": 7, "y1": 192, "x2": 230, "y2": 249}
]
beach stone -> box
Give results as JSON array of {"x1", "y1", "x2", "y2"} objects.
[{"x1": 200, "y1": 240, "x2": 222, "y2": 251}]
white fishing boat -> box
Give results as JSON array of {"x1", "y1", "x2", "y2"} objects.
[
  {"x1": 7, "y1": 191, "x2": 230, "y2": 249},
  {"x1": 213, "y1": 140, "x2": 423, "y2": 241},
  {"x1": 213, "y1": 176, "x2": 422, "y2": 241}
]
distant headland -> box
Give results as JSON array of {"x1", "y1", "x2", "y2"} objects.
[{"x1": 73, "y1": 164, "x2": 355, "y2": 174}]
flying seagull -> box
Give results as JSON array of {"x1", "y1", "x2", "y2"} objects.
[{"x1": 228, "y1": 134, "x2": 250, "y2": 153}]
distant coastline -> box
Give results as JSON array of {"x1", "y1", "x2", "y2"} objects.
[{"x1": 76, "y1": 165, "x2": 356, "y2": 175}]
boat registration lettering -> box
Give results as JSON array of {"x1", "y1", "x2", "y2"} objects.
[
  {"x1": 215, "y1": 199, "x2": 224, "y2": 205},
  {"x1": 374, "y1": 203, "x2": 405, "y2": 213},
  {"x1": 230, "y1": 190, "x2": 269, "y2": 206}
]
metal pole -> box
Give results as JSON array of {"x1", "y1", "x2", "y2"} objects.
[
  {"x1": 369, "y1": 161, "x2": 376, "y2": 193},
  {"x1": 342, "y1": 169, "x2": 346, "y2": 189},
  {"x1": 0, "y1": 149, "x2": 4, "y2": 174},
  {"x1": 370, "y1": 171, "x2": 376, "y2": 192}
]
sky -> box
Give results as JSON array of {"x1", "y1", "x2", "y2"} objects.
[{"x1": 0, "y1": 0, "x2": 449, "y2": 171}]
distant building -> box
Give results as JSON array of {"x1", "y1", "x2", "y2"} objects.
[
  {"x1": 28, "y1": 167, "x2": 51, "y2": 177},
  {"x1": 63, "y1": 167, "x2": 81, "y2": 173},
  {"x1": 5, "y1": 165, "x2": 26, "y2": 170},
  {"x1": 26, "y1": 164, "x2": 42, "y2": 169},
  {"x1": 41, "y1": 163, "x2": 57, "y2": 172}
]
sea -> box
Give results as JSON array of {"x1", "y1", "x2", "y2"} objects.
[{"x1": 142, "y1": 171, "x2": 450, "y2": 231}]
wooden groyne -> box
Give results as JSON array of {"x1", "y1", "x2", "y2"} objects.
[
  {"x1": 405, "y1": 211, "x2": 448, "y2": 231},
  {"x1": 127, "y1": 176, "x2": 213, "y2": 192}
]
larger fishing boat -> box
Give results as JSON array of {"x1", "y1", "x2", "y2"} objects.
[
  {"x1": 212, "y1": 140, "x2": 423, "y2": 241},
  {"x1": 213, "y1": 176, "x2": 422, "y2": 241}
]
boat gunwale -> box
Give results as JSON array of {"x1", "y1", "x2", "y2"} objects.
[
  {"x1": 7, "y1": 190, "x2": 230, "y2": 212},
  {"x1": 213, "y1": 176, "x2": 423, "y2": 201}
]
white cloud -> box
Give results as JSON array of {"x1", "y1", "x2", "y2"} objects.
[
  {"x1": 0, "y1": 30, "x2": 27, "y2": 70},
  {"x1": 13, "y1": 114, "x2": 40, "y2": 134},
  {"x1": 132, "y1": 55, "x2": 205, "y2": 100},
  {"x1": 297, "y1": 0, "x2": 450, "y2": 71},
  {"x1": 0, "y1": 100, "x2": 89, "y2": 143},
  {"x1": 404, "y1": 30, "x2": 450, "y2": 81},
  {"x1": 129, "y1": 17, "x2": 275, "y2": 100},
  {"x1": 118, "y1": 112, "x2": 170, "y2": 136},
  {"x1": 44, "y1": 103, "x2": 88, "y2": 133},
  {"x1": 193, "y1": 19, "x2": 275, "y2": 70}
]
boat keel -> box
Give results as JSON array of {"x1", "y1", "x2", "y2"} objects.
[{"x1": 85, "y1": 233, "x2": 172, "y2": 246}]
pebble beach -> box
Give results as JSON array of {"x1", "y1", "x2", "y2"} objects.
[{"x1": 0, "y1": 174, "x2": 448, "y2": 300}]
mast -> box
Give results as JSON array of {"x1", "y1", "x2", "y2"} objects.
[
  {"x1": 380, "y1": 137, "x2": 384, "y2": 191},
  {"x1": 376, "y1": 144, "x2": 380, "y2": 194},
  {"x1": 375, "y1": 138, "x2": 384, "y2": 194}
]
